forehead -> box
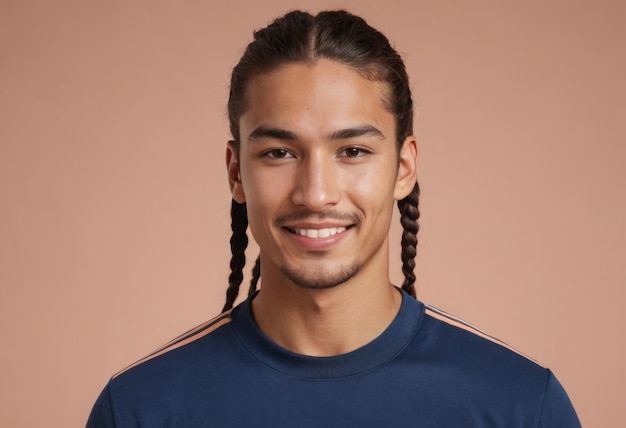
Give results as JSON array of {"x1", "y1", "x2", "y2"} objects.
[{"x1": 239, "y1": 60, "x2": 394, "y2": 139}]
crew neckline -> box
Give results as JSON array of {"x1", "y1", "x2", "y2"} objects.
[{"x1": 230, "y1": 288, "x2": 424, "y2": 379}]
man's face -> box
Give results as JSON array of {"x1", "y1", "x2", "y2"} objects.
[{"x1": 227, "y1": 59, "x2": 417, "y2": 290}]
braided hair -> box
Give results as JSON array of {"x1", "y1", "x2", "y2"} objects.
[{"x1": 223, "y1": 10, "x2": 420, "y2": 311}]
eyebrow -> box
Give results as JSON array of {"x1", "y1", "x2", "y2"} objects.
[
  {"x1": 247, "y1": 124, "x2": 385, "y2": 142},
  {"x1": 248, "y1": 127, "x2": 298, "y2": 142},
  {"x1": 329, "y1": 125, "x2": 385, "y2": 141}
]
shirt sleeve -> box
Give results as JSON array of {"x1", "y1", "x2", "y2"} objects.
[
  {"x1": 86, "y1": 382, "x2": 117, "y2": 428},
  {"x1": 538, "y1": 370, "x2": 581, "y2": 428}
]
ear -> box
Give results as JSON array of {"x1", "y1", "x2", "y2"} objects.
[
  {"x1": 393, "y1": 135, "x2": 419, "y2": 200},
  {"x1": 226, "y1": 141, "x2": 246, "y2": 203}
]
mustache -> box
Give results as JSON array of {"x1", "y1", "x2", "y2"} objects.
[{"x1": 274, "y1": 209, "x2": 362, "y2": 226}]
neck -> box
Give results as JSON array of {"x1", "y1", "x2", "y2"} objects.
[{"x1": 251, "y1": 267, "x2": 402, "y2": 357}]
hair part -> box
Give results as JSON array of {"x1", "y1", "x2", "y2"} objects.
[{"x1": 223, "y1": 10, "x2": 419, "y2": 311}]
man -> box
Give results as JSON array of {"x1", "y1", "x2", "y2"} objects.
[{"x1": 88, "y1": 10, "x2": 580, "y2": 427}]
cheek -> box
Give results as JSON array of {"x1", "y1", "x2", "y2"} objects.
[
  {"x1": 244, "y1": 188, "x2": 277, "y2": 247},
  {"x1": 343, "y1": 162, "x2": 398, "y2": 203},
  {"x1": 241, "y1": 174, "x2": 287, "y2": 219}
]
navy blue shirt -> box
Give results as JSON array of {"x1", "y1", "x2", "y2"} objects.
[{"x1": 87, "y1": 290, "x2": 581, "y2": 427}]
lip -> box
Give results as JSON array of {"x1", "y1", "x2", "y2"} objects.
[
  {"x1": 293, "y1": 226, "x2": 346, "y2": 238},
  {"x1": 282, "y1": 224, "x2": 353, "y2": 251}
]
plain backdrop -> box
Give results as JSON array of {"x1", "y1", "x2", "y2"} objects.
[{"x1": 1, "y1": 0, "x2": 624, "y2": 426}]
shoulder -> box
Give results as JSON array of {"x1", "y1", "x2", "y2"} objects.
[
  {"x1": 111, "y1": 309, "x2": 238, "y2": 391},
  {"x1": 411, "y1": 300, "x2": 549, "y2": 399},
  {"x1": 410, "y1": 301, "x2": 580, "y2": 427},
  {"x1": 87, "y1": 309, "x2": 239, "y2": 426},
  {"x1": 421, "y1": 303, "x2": 540, "y2": 366},
  {"x1": 112, "y1": 310, "x2": 234, "y2": 380}
]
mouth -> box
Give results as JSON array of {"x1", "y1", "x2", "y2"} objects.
[
  {"x1": 289, "y1": 226, "x2": 348, "y2": 239},
  {"x1": 277, "y1": 210, "x2": 360, "y2": 243}
]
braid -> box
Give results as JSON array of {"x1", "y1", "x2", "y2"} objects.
[
  {"x1": 223, "y1": 200, "x2": 249, "y2": 312},
  {"x1": 398, "y1": 182, "x2": 420, "y2": 298},
  {"x1": 248, "y1": 256, "x2": 261, "y2": 296}
]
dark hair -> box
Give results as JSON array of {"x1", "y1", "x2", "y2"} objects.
[{"x1": 223, "y1": 10, "x2": 420, "y2": 312}]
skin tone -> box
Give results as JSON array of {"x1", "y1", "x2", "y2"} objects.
[{"x1": 226, "y1": 59, "x2": 418, "y2": 357}]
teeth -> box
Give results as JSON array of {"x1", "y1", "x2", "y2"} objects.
[{"x1": 295, "y1": 227, "x2": 346, "y2": 238}]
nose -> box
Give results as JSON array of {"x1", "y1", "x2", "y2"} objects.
[{"x1": 291, "y1": 153, "x2": 340, "y2": 211}]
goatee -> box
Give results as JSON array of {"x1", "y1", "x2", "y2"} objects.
[{"x1": 280, "y1": 262, "x2": 360, "y2": 290}]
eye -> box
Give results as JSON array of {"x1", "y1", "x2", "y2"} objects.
[
  {"x1": 264, "y1": 149, "x2": 294, "y2": 159},
  {"x1": 339, "y1": 147, "x2": 369, "y2": 158}
]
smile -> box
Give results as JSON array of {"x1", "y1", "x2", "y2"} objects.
[{"x1": 293, "y1": 227, "x2": 347, "y2": 238}]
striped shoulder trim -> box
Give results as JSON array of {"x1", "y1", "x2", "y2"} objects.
[
  {"x1": 113, "y1": 310, "x2": 233, "y2": 378},
  {"x1": 424, "y1": 304, "x2": 539, "y2": 365}
]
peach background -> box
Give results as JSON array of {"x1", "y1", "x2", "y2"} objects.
[{"x1": 1, "y1": 0, "x2": 624, "y2": 426}]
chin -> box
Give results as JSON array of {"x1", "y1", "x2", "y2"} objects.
[{"x1": 280, "y1": 262, "x2": 360, "y2": 290}]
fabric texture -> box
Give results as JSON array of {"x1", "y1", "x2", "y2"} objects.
[{"x1": 87, "y1": 290, "x2": 581, "y2": 427}]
